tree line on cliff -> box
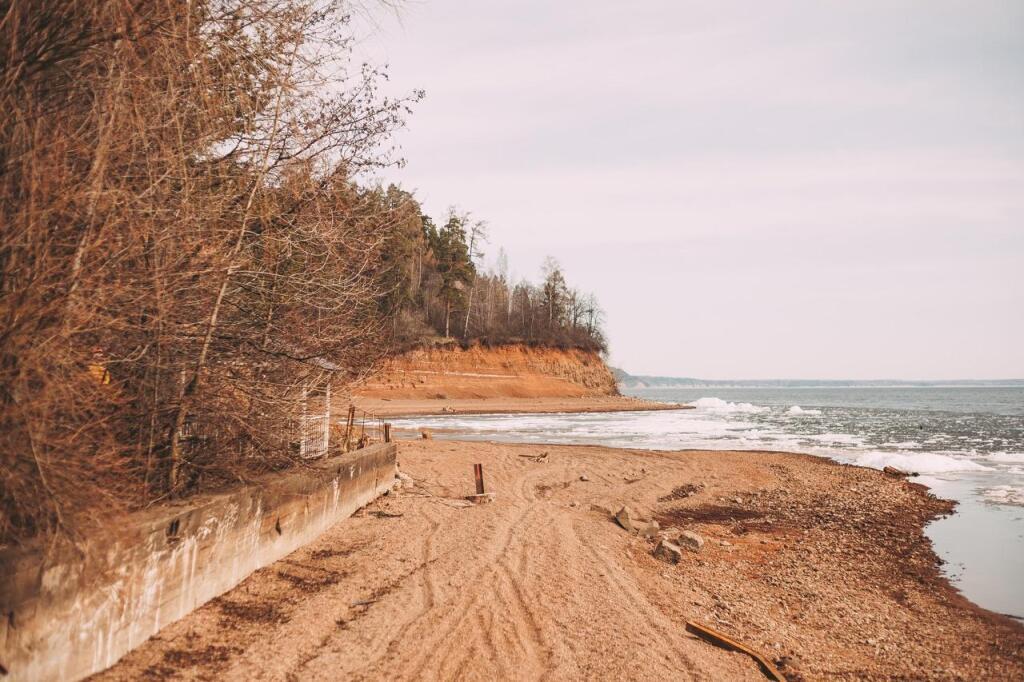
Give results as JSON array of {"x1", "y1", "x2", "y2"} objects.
[
  {"x1": 0, "y1": 1, "x2": 605, "y2": 544},
  {"x1": 374, "y1": 187, "x2": 607, "y2": 353}
]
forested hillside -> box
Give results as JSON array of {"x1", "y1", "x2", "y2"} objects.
[{"x1": 376, "y1": 188, "x2": 606, "y2": 352}]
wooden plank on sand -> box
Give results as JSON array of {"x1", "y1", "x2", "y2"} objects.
[{"x1": 685, "y1": 621, "x2": 784, "y2": 681}]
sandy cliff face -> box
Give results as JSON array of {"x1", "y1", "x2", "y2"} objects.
[{"x1": 355, "y1": 344, "x2": 619, "y2": 399}]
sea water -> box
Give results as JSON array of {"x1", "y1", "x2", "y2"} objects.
[{"x1": 391, "y1": 386, "x2": 1024, "y2": 618}]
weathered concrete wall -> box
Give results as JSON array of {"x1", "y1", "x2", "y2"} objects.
[{"x1": 0, "y1": 443, "x2": 397, "y2": 681}]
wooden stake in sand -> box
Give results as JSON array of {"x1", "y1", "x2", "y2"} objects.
[
  {"x1": 465, "y1": 463, "x2": 494, "y2": 504},
  {"x1": 685, "y1": 621, "x2": 784, "y2": 681},
  {"x1": 473, "y1": 463, "x2": 485, "y2": 495}
]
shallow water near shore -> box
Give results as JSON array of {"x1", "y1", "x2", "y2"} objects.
[{"x1": 391, "y1": 385, "x2": 1024, "y2": 618}]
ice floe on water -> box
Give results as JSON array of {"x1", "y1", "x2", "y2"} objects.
[
  {"x1": 854, "y1": 451, "x2": 991, "y2": 475},
  {"x1": 689, "y1": 397, "x2": 768, "y2": 414},
  {"x1": 786, "y1": 405, "x2": 822, "y2": 415},
  {"x1": 980, "y1": 485, "x2": 1024, "y2": 507}
]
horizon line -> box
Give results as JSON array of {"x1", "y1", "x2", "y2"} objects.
[{"x1": 616, "y1": 374, "x2": 1024, "y2": 384}]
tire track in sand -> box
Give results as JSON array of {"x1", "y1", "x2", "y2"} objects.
[
  {"x1": 572, "y1": 517, "x2": 705, "y2": 679},
  {"x1": 520, "y1": 452, "x2": 705, "y2": 680},
  {"x1": 378, "y1": 506, "x2": 440, "y2": 658},
  {"x1": 284, "y1": 502, "x2": 443, "y2": 680},
  {"x1": 392, "y1": 463, "x2": 553, "y2": 680}
]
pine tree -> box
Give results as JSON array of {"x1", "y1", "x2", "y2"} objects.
[{"x1": 432, "y1": 211, "x2": 475, "y2": 338}]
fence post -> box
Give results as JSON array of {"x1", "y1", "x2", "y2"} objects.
[
  {"x1": 384, "y1": 423, "x2": 392, "y2": 443},
  {"x1": 344, "y1": 405, "x2": 356, "y2": 452}
]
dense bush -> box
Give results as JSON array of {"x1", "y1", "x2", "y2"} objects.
[
  {"x1": 0, "y1": 0, "x2": 419, "y2": 543},
  {"x1": 0, "y1": 1, "x2": 605, "y2": 545}
]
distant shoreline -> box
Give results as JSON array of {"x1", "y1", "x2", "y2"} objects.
[{"x1": 624, "y1": 382, "x2": 1024, "y2": 389}]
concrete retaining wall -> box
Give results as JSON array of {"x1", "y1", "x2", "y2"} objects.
[{"x1": 0, "y1": 443, "x2": 397, "y2": 681}]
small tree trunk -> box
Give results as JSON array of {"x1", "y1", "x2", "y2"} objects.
[
  {"x1": 167, "y1": 37, "x2": 299, "y2": 494},
  {"x1": 462, "y1": 281, "x2": 475, "y2": 338}
]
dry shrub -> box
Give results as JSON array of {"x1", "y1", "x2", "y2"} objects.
[{"x1": 0, "y1": 0, "x2": 421, "y2": 544}]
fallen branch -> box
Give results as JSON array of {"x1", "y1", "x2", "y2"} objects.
[
  {"x1": 351, "y1": 599, "x2": 378, "y2": 607},
  {"x1": 685, "y1": 621, "x2": 784, "y2": 681}
]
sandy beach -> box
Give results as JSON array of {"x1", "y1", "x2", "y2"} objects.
[{"x1": 98, "y1": 439, "x2": 1024, "y2": 681}]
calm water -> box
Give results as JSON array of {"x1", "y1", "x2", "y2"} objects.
[{"x1": 392, "y1": 386, "x2": 1024, "y2": 617}]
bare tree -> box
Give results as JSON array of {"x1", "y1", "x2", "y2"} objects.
[{"x1": 461, "y1": 217, "x2": 488, "y2": 338}]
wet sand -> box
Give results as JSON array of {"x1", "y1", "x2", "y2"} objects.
[
  {"x1": 98, "y1": 440, "x2": 1024, "y2": 681},
  {"x1": 355, "y1": 394, "x2": 686, "y2": 417}
]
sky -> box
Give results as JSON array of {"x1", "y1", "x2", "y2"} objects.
[{"x1": 356, "y1": 1, "x2": 1024, "y2": 380}]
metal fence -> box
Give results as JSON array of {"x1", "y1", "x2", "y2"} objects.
[
  {"x1": 175, "y1": 387, "x2": 391, "y2": 463},
  {"x1": 299, "y1": 383, "x2": 331, "y2": 458},
  {"x1": 339, "y1": 405, "x2": 389, "y2": 452}
]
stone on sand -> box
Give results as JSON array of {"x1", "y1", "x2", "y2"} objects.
[
  {"x1": 678, "y1": 530, "x2": 705, "y2": 552},
  {"x1": 615, "y1": 506, "x2": 636, "y2": 533},
  {"x1": 653, "y1": 540, "x2": 683, "y2": 564}
]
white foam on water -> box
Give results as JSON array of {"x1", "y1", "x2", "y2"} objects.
[
  {"x1": 985, "y1": 451, "x2": 1024, "y2": 464},
  {"x1": 394, "y1": 407, "x2": 777, "y2": 453},
  {"x1": 808, "y1": 432, "x2": 868, "y2": 447},
  {"x1": 690, "y1": 397, "x2": 768, "y2": 414},
  {"x1": 396, "y1": 405, "x2": 1005, "y2": 483},
  {"x1": 855, "y1": 451, "x2": 991, "y2": 474},
  {"x1": 884, "y1": 440, "x2": 923, "y2": 449},
  {"x1": 980, "y1": 485, "x2": 1024, "y2": 507},
  {"x1": 787, "y1": 405, "x2": 822, "y2": 415}
]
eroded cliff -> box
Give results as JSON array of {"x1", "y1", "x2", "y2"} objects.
[{"x1": 356, "y1": 344, "x2": 618, "y2": 400}]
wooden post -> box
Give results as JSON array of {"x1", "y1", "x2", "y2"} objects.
[
  {"x1": 473, "y1": 463, "x2": 485, "y2": 495},
  {"x1": 344, "y1": 405, "x2": 356, "y2": 452},
  {"x1": 384, "y1": 423, "x2": 392, "y2": 443}
]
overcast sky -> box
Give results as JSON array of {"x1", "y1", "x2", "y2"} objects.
[{"x1": 357, "y1": 1, "x2": 1023, "y2": 380}]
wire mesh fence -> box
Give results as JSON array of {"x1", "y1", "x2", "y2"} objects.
[
  {"x1": 337, "y1": 405, "x2": 389, "y2": 453},
  {"x1": 175, "y1": 399, "x2": 390, "y2": 466}
]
